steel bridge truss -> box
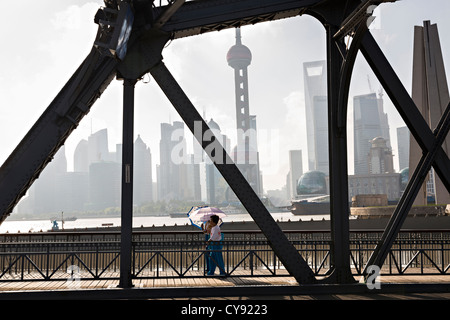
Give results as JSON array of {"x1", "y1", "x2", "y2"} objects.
[{"x1": 0, "y1": 0, "x2": 448, "y2": 289}]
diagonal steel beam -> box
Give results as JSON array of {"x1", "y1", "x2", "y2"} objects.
[
  {"x1": 363, "y1": 101, "x2": 450, "y2": 276},
  {"x1": 360, "y1": 31, "x2": 450, "y2": 192},
  {"x1": 149, "y1": 60, "x2": 316, "y2": 285}
]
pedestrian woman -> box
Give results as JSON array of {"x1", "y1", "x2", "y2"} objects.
[
  {"x1": 206, "y1": 215, "x2": 226, "y2": 276},
  {"x1": 202, "y1": 219, "x2": 212, "y2": 273}
]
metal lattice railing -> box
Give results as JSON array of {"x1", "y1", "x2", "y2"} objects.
[{"x1": 0, "y1": 230, "x2": 449, "y2": 282}]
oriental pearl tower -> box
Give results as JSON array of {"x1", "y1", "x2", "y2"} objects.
[
  {"x1": 226, "y1": 28, "x2": 262, "y2": 197},
  {"x1": 227, "y1": 27, "x2": 252, "y2": 141}
]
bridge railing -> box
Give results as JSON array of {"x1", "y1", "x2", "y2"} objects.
[{"x1": 0, "y1": 230, "x2": 449, "y2": 282}]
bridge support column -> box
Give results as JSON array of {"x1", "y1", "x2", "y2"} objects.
[
  {"x1": 324, "y1": 25, "x2": 356, "y2": 284},
  {"x1": 118, "y1": 78, "x2": 137, "y2": 289}
]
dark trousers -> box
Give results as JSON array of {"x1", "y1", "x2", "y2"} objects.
[{"x1": 207, "y1": 243, "x2": 225, "y2": 275}]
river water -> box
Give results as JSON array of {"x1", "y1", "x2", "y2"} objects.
[{"x1": 0, "y1": 212, "x2": 329, "y2": 234}]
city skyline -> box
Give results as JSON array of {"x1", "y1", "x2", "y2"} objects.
[
  {"x1": 18, "y1": 128, "x2": 154, "y2": 215},
  {"x1": 1, "y1": 1, "x2": 449, "y2": 193}
]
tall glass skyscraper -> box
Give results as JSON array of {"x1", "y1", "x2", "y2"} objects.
[
  {"x1": 396, "y1": 126, "x2": 409, "y2": 171},
  {"x1": 158, "y1": 121, "x2": 185, "y2": 201},
  {"x1": 303, "y1": 60, "x2": 328, "y2": 175},
  {"x1": 134, "y1": 135, "x2": 153, "y2": 205},
  {"x1": 353, "y1": 92, "x2": 390, "y2": 175}
]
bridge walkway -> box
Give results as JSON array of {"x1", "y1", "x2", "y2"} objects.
[{"x1": 0, "y1": 270, "x2": 449, "y2": 300}]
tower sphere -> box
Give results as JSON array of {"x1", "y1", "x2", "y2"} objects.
[{"x1": 227, "y1": 44, "x2": 252, "y2": 69}]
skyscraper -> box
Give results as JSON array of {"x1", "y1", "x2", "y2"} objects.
[
  {"x1": 397, "y1": 126, "x2": 410, "y2": 171},
  {"x1": 368, "y1": 137, "x2": 394, "y2": 174},
  {"x1": 133, "y1": 135, "x2": 153, "y2": 205},
  {"x1": 24, "y1": 146, "x2": 68, "y2": 215},
  {"x1": 88, "y1": 128, "x2": 111, "y2": 164},
  {"x1": 74, "y1": 139, "x2": 88, "y2": 172},
  {"x1": 75, "y1": 129, "x2": 154, "y2": 209},
  {"x1": 303, "y1": 60, "x2": 328, "y2": 175},
  {"x1": 377, "y1": 90, "x2": 391, "y2": 148},
  {"x1": 227, "y1": 28, "x2": 262, "y2": 196},
  {"x1": 73, "y1": 128, "x2": 119, "y2": 211},
  {"x1": 203, "y1": 119, "x2": 230, "y2": 204},
  {"x1": 287, "y1": 150, "x2": 303, "y2": 199},
  {"x1": 74, "y1": 128, "x2": 113, "y2": 173},
  {"x1": 353, "y1": 92, "x2": 390, "y2": 175},
  {"x1": 89, "y1": 161, "x2": 121, "y2": 210},
  {"x1": 410, "y1": 20, "x2": 450, "y2": 205},
  {"x1": 158, "y1": 121, "x2": 185, "y2": 201}
]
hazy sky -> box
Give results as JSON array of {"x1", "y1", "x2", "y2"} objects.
[{"x1": 0, "y1": 0, "x2": 449, "y2": 192}]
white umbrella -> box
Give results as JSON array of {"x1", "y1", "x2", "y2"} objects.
[{"x1": 187, "y1": 206, "x2": 226, "y2": 229}]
